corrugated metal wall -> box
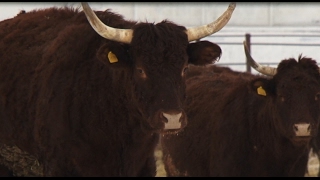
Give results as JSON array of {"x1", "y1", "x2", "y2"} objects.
[{"x1": 1, "y1": 2, "x2": 320, "y2": 27}]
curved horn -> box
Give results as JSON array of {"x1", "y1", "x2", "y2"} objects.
[
  {"x1": 186, "y1": 2, "x2": 236, "y2": 42},
  {"x1": 243, "y1": 41, "x2": 277, "y2": 76},
  {"x1": 81, "y1": 2, "x2": 133, "y2": 44}
]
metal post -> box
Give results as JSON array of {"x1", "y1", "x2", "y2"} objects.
[{"x1": 245, "y1": 33, "x2": 251, "y2": 73}]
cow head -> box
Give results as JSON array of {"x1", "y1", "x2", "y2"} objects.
[
  {"x1": 81, "y1": 2, "x2": 235, "y2": 134},
  {"x1": 187, "y1": 40, "x2": 222, "y2": 65},
  {"x1": 243, "y1": 41, "x2": 320, "y2": 146}
]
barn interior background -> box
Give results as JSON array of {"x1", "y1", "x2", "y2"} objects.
[{"x1": 0, "y1": 2, "x2": 319, "y2": 176}]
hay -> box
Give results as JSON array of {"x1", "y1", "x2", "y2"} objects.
[{"x1": 0, "y1": 144, "x2": 43, "y2": 177}]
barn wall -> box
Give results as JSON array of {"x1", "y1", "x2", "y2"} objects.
[
  {"x1": 1, "y1": 2, "x2": 320, "y2": 27},
  {"x1": 67, "y1": 2, "x2": 320, "y2": 27}
]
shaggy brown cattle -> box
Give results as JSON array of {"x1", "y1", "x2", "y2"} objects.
[
  {"x1": 186, "y1": 63, "x2": 253, "y2": 79},
  {"x1": 161, "y1": 41, "x2": 320, "y2": 177},
  {"x1": 0, "y1": 2, "x2": 236, "y2": 177}
]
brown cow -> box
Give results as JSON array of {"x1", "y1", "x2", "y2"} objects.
[
  {"x1": 0, "y1": 2, "x2": 236, "y2": 177},
  {"x1": 161, "y1": 41, "x2": 320, "y2": 177}
]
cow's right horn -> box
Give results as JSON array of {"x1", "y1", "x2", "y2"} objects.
[
  {"x1": 186, "y1": 3, "x2": 236, "y2": 42},
  {"x1": 81, "y1": 2, "x2": 133, "y2": 44},
  {"x1": 243, "y1": 41, "x2": 277, "y2": 76}
]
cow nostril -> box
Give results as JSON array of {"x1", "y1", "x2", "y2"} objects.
[
  {"x1": 162, "y1": 112, "x2": 183, "y2": 130},
  {"x1": 160, "y1": 113, "x2": 168, "y2": 123},
  {"x1": 293, "y1": 125, "x2": 298, "y2": 132}
]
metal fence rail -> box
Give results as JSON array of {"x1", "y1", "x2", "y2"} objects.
[{"x1": 202, "y1": 32, "x2": 320, "y2": 73}]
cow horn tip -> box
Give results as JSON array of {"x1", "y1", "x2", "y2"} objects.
[{"x1": 229, "y1": 2, "x2": 236, "y2": 8}]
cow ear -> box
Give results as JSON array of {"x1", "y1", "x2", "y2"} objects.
[
  {"x1": 250, "y1": 78, "x2": 275, "y2": 97},
  {"x1": 187, "y1": 40, "x2": 222, "y2": 66},
  {"x1": 96, "y1": 43, "x2": 132, "y2": 69}
]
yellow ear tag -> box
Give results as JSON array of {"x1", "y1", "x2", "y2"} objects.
[
  {"x1": 108, "y1": 51, "x2": 118, "y2": 63},
  {"x1": 257, "y1": 86, "x2": 266, "y2": 96}
]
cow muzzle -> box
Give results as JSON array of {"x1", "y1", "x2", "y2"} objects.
[
  {"x1": 291, "y1": 123, "x2": 312, "y2": 146},
  {"x1": 161, "y1": 111, "x2": 187, "y2": 131},
  {"x1": 163, "y1": 112, "x2": 182, "y2": 129},
  {"x1": 293, "y1": 123, "x2": 311, "y2": 137}
]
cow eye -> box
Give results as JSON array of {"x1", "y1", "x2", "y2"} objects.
[
  {"x1": 315, "y1": 92, "x2": 320, "y2": 101},
  {"x1": 278, "y1": 95, "x2": 285, "y2": 102},
  {"x1": 182, "y1": 66, "x2": 188, "y2": 76},
  {"x1": 137, "y1": 68, "x2": 144, "y2": 74},
  {"x1": 136, "y1": 68, "x2": 147, "y2": 79},
  {"x1": 183, "y1": 67, "x2": 189, "y2": 73}
]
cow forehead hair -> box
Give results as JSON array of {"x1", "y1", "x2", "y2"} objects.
[
  {"x1": 130, "y1": 21, "x2": 188, "y2": 49},
  {"x1": 277, "y1": 57, "x2": 318, "y2": 71}
]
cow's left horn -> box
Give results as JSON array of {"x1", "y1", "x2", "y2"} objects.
[
  {"x1": 81, "y1": 2, "x2": 133, "y2": 44},
  {"x1": 243, "y1": 41, "x2": 277, "y2": 76},
  {"x1": 186, "y1": 2, "x2": 236, "y2": 42}
]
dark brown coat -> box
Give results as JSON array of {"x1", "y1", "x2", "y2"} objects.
[
  {"x1": 162, "y1": 56, "x2": 320, "y2": 177},
  {"x1": 0, "y1": 6, "x2": 224, "y2": 177}
]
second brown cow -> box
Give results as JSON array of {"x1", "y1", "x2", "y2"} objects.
[{"x1": 161, "y1": 42, "x2": 320, "y2": 177}]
